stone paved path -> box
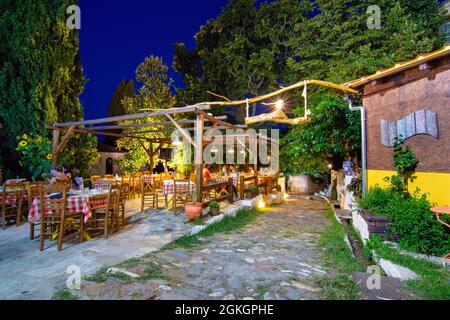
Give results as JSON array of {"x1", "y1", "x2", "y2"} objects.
[
  {"x1": 0, "y1": 199, "x2": 193, "y2": 299},
  {"x1": 76, "y1": 198, "x2": 331, "y2": 300}
]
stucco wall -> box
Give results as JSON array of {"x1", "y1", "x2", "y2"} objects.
[{"x1": 90, "y1": 152, "x2": 124, "y2": 175}]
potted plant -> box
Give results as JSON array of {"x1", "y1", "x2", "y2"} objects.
[
  {"x1": 244, "y1": 185, "x2": 259, "y2": 199},
  {"x1": 185, "y1": 190, "x2": 203, "y2": 220},
  {"x1": 208, "y1": 201, "x2": 220, "y2": 216}
]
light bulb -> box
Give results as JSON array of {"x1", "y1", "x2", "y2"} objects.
[{"x1": 275, "y1": 99, "x2": 284, "y2": 110}]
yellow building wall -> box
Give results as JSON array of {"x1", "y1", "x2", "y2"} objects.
[{"x1": 367, "y1": 170, "x2": 450, "y2": 206}]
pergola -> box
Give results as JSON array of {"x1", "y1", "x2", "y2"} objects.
[{"x1": 48, "y1": 104, "x2": 262, "y2": 194}]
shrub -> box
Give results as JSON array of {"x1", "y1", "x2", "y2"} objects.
[
  {"x1": 208, "y1": 201, "x2": 220, "y2": 209},
  {"x1": 245, "y1": 185, "x2": 259, "y2": 193},
  {"x1": 359, "y1": 187, "x2": 450, "y2": 256}
]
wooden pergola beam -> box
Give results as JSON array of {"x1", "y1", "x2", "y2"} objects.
[
  {"x1": 200, "y1": 112, "x2": 243, "y2": 130},
  {"x1": 52, "y1": 105, "x2": 211, "y2": 128},
  {"x1": 86, "y1": 116, "x2": 228, "y2": 131},
  {"x1": 56, "y1": 126, "x2": 76, "y2": 156},
  {"x1": 73, "y1": 127, "x2": 155, "y2": 142},
  {"x1": 123, "y1": 125, "x2": 248, "y2": 135}
]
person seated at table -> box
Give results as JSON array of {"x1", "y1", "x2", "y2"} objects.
[
  {"x1": 221, "y1": 165, "x2": 229, "y2": 177},
  {"x1": 203, "y1": 164, "x2": 212, "y2": 185},
  {"x1": 49, "y1": 165, "x2": 72, "y2": 185}
]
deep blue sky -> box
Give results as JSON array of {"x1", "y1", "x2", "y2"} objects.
[{"x1": 79, "y1": 0, "x2": 230, "y2": 120}]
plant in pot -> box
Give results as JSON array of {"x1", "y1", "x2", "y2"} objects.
[
  {"x1": 244, "y1": 185, "x2": 259, "y2": 199},
  {"x1": 208, "y1": 201, "x2": 220, "y2": 216},
  {"x1": 185, "y1": 190, "x2": 203, "y2": 221}
]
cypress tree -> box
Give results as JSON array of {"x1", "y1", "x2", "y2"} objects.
[{"x1": 0, "y1": 0, "x2": 98, "y2": 177}]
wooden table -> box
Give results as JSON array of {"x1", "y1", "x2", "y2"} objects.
[
  {"x1": 431, "y1": 206, "x2": 450, "y2": 262},
  {"x1": 28, "y1": 190, "x2": 111, "y2": 223}
]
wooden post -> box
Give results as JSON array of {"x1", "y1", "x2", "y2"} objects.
[
  {"x1": 228, "y1": 177, "x2": 234, "y2": 204},
  {"x1": 195, "y1": 112, "x2": 204, "y2": 202},
  {"x1": 239, "y1": 175, "x2": 245, "y2": 199},
  {"x1": 51, "y1": 129, "x2": 60, "y2": 167},
  {"x1": 149, "y1": 141, "x2": 154, "y2": 173}
]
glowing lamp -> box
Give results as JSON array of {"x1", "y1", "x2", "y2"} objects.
[{"x1": 275, "y1": 99, "x2": 284, "y2": 110}]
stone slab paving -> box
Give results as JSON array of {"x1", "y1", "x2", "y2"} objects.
[
  {"x1": 0, "y1": 199, "x2": 193, "y2": 300},
  {"x1": 75, "y1": 198, "x2": 331, "y2": 300}
]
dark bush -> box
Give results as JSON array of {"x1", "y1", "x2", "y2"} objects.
[{"x1": 359, "y1": 187, "x2": 450, "y2": 256}]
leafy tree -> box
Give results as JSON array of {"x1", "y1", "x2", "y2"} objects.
[
  {"x1": 117, "y1": 56, "x2": 176, "y2": 173},
  {"x1": 174, "y1": 0, "x2": 445, "y2": 179},
  {"x1": 0, "y1": 0, "x2": 98, "y2": 178},
  {"x1": 104, "y1": 80, "x2": 136, "y2": 147},
  {"x1": 174, "y1": 0, "x2": 313, "y2": 122},
  {"x1": 280, "y1": 95, "x2": 361, "y2": 178}
]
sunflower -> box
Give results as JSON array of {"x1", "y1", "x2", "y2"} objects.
[
  {"x1": 19, "y1": 141, "x2": 27, "y2": 147},
  {"x1": 47, "y1": 154, "x2": 53, "y2": 160},
  {"x1": 22, "y1": 134, "x2": 28, "y2": 140},
  {"x1": 75, "y1": 134, "x2": 80, "y2": 139}
]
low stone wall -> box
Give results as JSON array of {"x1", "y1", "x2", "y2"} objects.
[
  {"x1": 352, "y1": 209, "x2": 390, "y2": 243},
  {"x1": 190, "y1": 195, "x2": 263, "y2": 236}
]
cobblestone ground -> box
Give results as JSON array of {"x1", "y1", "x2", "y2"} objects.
[{"x1": 76, "y1": 197, "x2": 331, "y2": 300}]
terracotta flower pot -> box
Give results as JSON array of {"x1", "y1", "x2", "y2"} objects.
[
  {"x1": 185, "y1": 202, "x2": 203, "y2": 220},
  {"x1": 210, "y1": 207, "x2": 220, "y2": 216}
]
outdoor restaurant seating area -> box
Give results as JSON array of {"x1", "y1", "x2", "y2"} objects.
[{"x1": 0, "y1": 167, "x2": 280, "y2": 252}]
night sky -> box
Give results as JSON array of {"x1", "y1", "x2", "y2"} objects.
[{"x1": 79, "y1": 0, "x2": 230, "y2": 120}]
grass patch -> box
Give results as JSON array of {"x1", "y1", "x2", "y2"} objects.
[
  {"x1": 371, "y1": 242, "x2": 450, "y2": 300},
  {"x1": 314, "y1": 207, "x2": 363, "y2": 300},
  {"x1": 256, "y1": 284, "x2": 270, "y2": 300},
  {"x1": 83, "y1": 267, "x2": 132, "y2": 284},
  {"x1": 192, "y1": 219, "x2": 206, "y2": 226},
  {"x1": 138, "y1": 262, "x2": 168, "y2": 282},
  {"x1": 162, "y1": 208, "x2": 261, "y2": 250},
  {"x1": 52, "y1": 288, "x2": 79, "y2": 300}
]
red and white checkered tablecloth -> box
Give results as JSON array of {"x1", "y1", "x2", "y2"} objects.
[
  {"x1": 28, "y1": 192, "x2": 109, "y2": 224},
  {"x1": 0, "y1": 188, "x2": 27, "y2": 206},
  {"x1": 162, "y1": 180, "x2": 195, "y2": 196},
  {"x1": 214, "y1": 175, "x2": 238, "y2": 187}
]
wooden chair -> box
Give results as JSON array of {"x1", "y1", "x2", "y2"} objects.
[
  {"x1": 87, "y1": 184, "x2": 119, "y2": 239},
  {"x1": 91, "y1": 175, "x2": 101, "y2": 183},
  {"x1": 121, "y1": 175, "x2": 132, "y2": 199},
  {"x1": 103, "y1": 174, "x2": 114, "y2": 180},
  {"x1": 26, "y1": 182, "x2": 48, "y2": 240},
  {"x1": 131, "y1": 173, "x2": 142, "y2": 198},
  {"x1": 39, "y1": 185, "x2": 84, "y2": 252},
  {"x1": 172, "y1": 179, "x2": 193, "y2": 213},
  {"x1": 1, "y1": 182, "x2": 26, "y2": 229},
  {"x1": 115, "y1": 183, "x2": 129, "y2": 228},
  {"x1": 140, "y1": 176, "x2": 158, "y2": 212}
]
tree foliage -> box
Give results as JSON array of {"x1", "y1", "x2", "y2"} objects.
[
  {"x1": 174, "y1": 0, "x2": 446, "y2": 178},
  {"x1": 117, "y1": 56, "x2": 176, "y2": 173},
  {"x1": 104, "y1": 80, "x2": 136, "y2": 147},
  {"x1": 0, "y1": 0, "x2": 98, "y2": 178},
  {"x1": 280, "y1": 95, "x2": 361, "y2": 178}
]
